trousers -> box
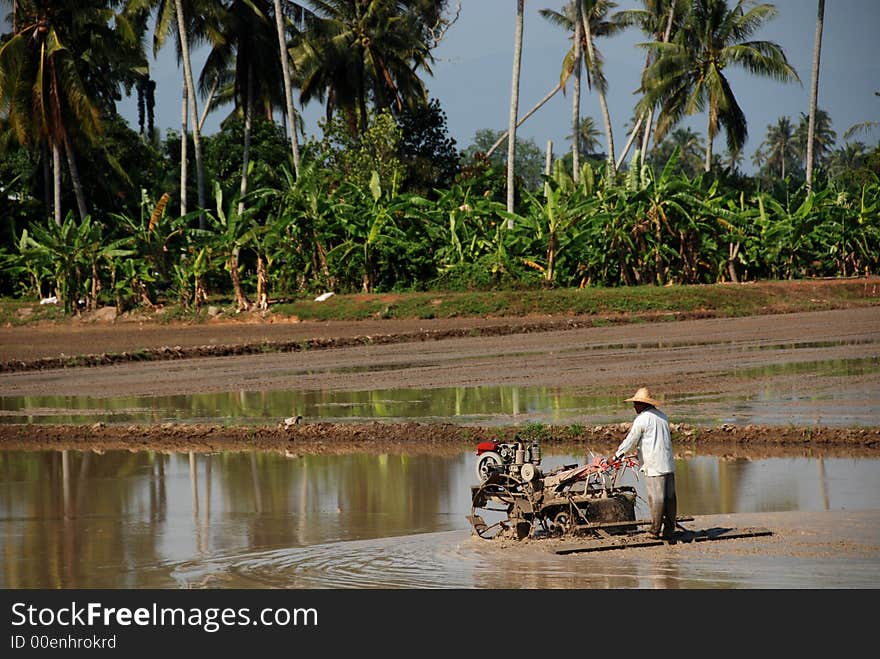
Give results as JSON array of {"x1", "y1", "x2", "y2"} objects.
[{"x1": 645, "y1": 473, "x2": 677, "y2": 537}]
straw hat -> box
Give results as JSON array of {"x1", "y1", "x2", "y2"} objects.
[{"x1": 624, "y1": 387, "x2": 661, "y2": 406}]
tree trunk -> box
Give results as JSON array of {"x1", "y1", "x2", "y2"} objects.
[
  {"x1": 232, "y1": 63, "x2": 255, "y2": 313},
  {"x1": 175, "y1": 0, "x2": 206, "y2": 226},
  {"x1": 640, "y1": 106, "x2": 654, "y2": 168},
  {"x1": 256, "y1": 254, "x2": 268, "y2": 311},
  {"x1": 198, "y1": 77, "x2": 218, "y2": 133},
  {"x1": 89, "y1": 261, "x2": 100, "y2": 311},
  {"x1": 617, "y1": 114, "x2": 644, "y2": 171},
  {"x1": 506, "y1": 0, "x2": 525, "y2": 220},
  {"x1": 273, "y1": 0, "x2": 301, "y2": 178},
  {"x1": 581, "y1": 12, "x2": 614, "y2": 171},
  {"x1": 705, "y1": 106, "x2": 715, "y2": 172},
  {"x1": 229, "y1": 248, "x2": 251, "y2": 312},
  {"x1": 52, "y1": 141, "x2": 62, "y2": 226},
  {"x1": 781, "y1": 138, "x2": 786, "y2": 179},
  {"x1": 42, "y1": 143, "x2": 51, "y2": 215},
  {"x1": 727, "y1": 241, "x2": 740, "y2": 283},
  {"x1": 806, "y1": 0, "x2": 825, "y2": 192},
  {"x1": 239, "y1": 62, "x2": 254, "y2": 215},
  {"x1": 180, "y1": 85, "x2": 188, "y2": 217},
  {"x1": 640, "y1": 4, "x2": 677, "y2": 170},
  {"x1": 486, "y1": 82, "x2": 563, "y2": 158},
  {"x1": 544, "y1": 138, "x2": 553, "y2": 198},
  {"x1": 571, "y1": 1, "x2": 582, "y2": 183},
  {"x1": 63, "y1": 133, "x2": 88, "y2": 221}
]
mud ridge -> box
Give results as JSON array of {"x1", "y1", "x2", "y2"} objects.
[{"x1": 1, "y1": 422, "x2": 877, "y2": 457}]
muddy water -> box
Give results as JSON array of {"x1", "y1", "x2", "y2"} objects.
[
  {"x1": 2, "y1": 449, "x2": 878, "y2": 589},
  {"x1": 1, "y1": 352, "x2": 878, "y2": 427}
]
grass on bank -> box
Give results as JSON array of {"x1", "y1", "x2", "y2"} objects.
[{"x1": 1, "y1": 277, "x2": 878, "y2": 327}]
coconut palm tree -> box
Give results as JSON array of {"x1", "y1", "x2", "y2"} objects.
[
  {"x1": 615, "y1": 0, "x2": 684, "y2": 168},
  {"x1": 649, "y1": 126, "x2": 704, "y2": 177},
  {"x1": 805, "y1": 0, "x2": 824, "y2": 192},
  {"x1": 174, "y1": 0, "x2": 206, "y2": 224},
  {"x1": 293, "y1": 0, "x2": 435, "y2": 136},
  {"x1": 578, "y1": 0, "x2": 624, "y2": 171},
  {"x1": 272, "y1": 0, "x2": 304, "y2": 177},
  {"x1": 201, "y1": 0, "x2": 300, "y2": 309},
  {"x1": 569, "y1": 115, "x2": 602, "y2": 157},
  {"x1": 755, "y1": 116, "x2": 797, "y2": 179},
  {"x1": 507, "y1": 0, "x2": 524, "y2": 217},
  {"x1": 794, "y1": 109, "x2": 835, "y2": 171},
  {"x1": 539, "y1": 1, "x2": 625, "y2": 175},
  {"x1": 0, "y1": 0, "x2": 105, "y2": 224},
  {"x1": 130, "y1": 0, "x2": 222, "y2": 222},
  {"x1": 640, "y1": 0, "x2": 799, "y2": 172}
]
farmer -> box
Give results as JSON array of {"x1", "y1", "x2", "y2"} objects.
[{"x1": 612, "y1": 387, "x2": 677, "y2": 542}]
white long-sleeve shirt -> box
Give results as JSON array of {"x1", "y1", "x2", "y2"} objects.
[{"x1": 614, "y1": 407, "x2": 675, "y2": 476}]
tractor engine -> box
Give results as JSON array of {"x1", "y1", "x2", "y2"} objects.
[{"x1": 475, "y1": 438, "x2": 542, "y2": 483}]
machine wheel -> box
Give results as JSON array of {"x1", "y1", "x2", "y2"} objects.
[
  {"x1": 475, "y1": 451, "x2": 503, "y2": 482},
  {"x1": 553, "y1": 510, "x2": 573, "y2": 535}
]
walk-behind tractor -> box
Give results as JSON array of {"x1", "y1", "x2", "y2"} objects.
[
  {"x1": 466, "y1": 438, "x2": 774, "y2": 551},
  {"x1": 467, "y1": 438, "x2": 641, "y2": 541}
]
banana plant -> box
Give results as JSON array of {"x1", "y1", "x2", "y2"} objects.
[
  {"x1": 515, "y1": 161, "x2": 597, "y2": 285},
  {"x1": 109, "y1": 191, "x2": 192, "y2": 307},
  {"x1": 263, "y1": 162, "x2": 340, "y2": 293},
  {"x1": 20, "y1": 213, "x2": 131, "y2": 314},
  {"x1": 6, "y1": 229, "x2": 53, "y2": 300},
  {"x1": 418, "y1": 174, "x2": 509, "y2": 282},
  {"x1": 756, "y1": 188, "x2": 828, "y2": 279},
  {"x1": 326, "y1": 171, "x2": 417, "y2": 293},
  {"x1": 830, "y1": 180, "x2": 880, "y2": 276},
  {"x1": 205, "y1": 181, "x2": 266, "y2": 311}
]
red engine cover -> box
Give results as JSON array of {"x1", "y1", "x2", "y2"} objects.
[{"x1": 476, "y1": 441, "x2": 498, "y2": 455}]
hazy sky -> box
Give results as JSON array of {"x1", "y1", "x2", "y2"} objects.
[
  {"x1": 424, "y1": 0, "x2": 880, "y2": 171},
  {"x1": 106, "y1": 0, "x2": 880, "y2": 172}
]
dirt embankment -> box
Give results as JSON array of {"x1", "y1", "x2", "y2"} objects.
[
  {"x1": 2, "y1": 277, "x2": 879, "y2": 372},
  {"x1": 1, "y1": 421, "x2": 877, "y2": 457}
]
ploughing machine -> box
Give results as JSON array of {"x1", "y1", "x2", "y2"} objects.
[
  {"x1": 467, "y1": 437, "x2": 643, "y2": 541},
  {"x1": 466, "y1": 437, "x2": 776, "y2": 551}
]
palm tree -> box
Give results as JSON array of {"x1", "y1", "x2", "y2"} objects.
[
  {"x1": 0, "y1": 0, "x2": 104, "y2": 224},
  {"x1": 272, "y1": 0, "x2": 303, "y2": 177},
  {"x1": 579, "y1": 0, "x2": 624, "y2": 171},
  {"x1": 649, "y1": 126, "x2": 704, "y2": 177},
  {"x1": 293, "y1": 0, "x2": 435, "y2": 135},
  {"x1": 615, "y1": 0, "x2": 684, "y2": 168},
  {"x1": 538, "y1": 0, "x2": 583, "y2": 180},
  {"x1": 755, "y1": 116, "x2": 797, "y2": 179},
  {"x1": 569, "y1": 115, "x2": 601, "y2": 157},
  {"x1": 571, "y1": 0, "x2": 583, "y2": 180},
  {"x1": 174, "y1": 0, "x2": 208, "y2": 226},
  {"x1": 640, "y1": 0, "x2": 799, "y2": 172},
  {"x1": 540, "y1": 1, "x2": 624, "y2": 175},
  {"x1": 794, "y1": 109, "x2": 835, "y2": 171},
  {"x1": 805, "y1": 0, "x2": 824, "y2": 192},
  {"x1": 132, "y1": 0, "x2": 221, "y2": 222},
  {"x1": 507, "y1": 0, "x2": 524, "y2": 217},
  {"x1": 201, "y1": 0, "x2": 299, "y2": 309}
]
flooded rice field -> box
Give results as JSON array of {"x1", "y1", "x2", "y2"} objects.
[
  {"x1": 2, "y1": 306, "x2": 879, "y2": 588},
  {"x1": 1, "y1": 351, "x2": 878, "y2": 428},
  {"x1": 2, "y1": 448, "x2": 879, "y2": 589}
]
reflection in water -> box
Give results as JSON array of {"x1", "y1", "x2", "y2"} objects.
[
  {"x1": 1, "y1": 354, "x2": 877, "y2": 427},
  {"x1": 0, "y1": 449, "x2": 878, "y2": 588}
]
